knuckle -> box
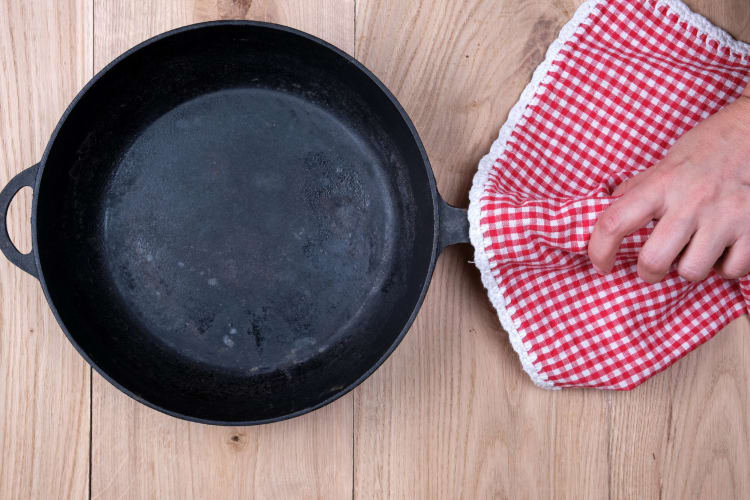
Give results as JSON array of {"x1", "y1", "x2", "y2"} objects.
[
  {"x1": 587, "y1": 244, "x2": 610, "y2": 270},
  {"x1": 720, "y1": 192, "x2": 750, "y2": 225},
  {"x1": 646, "y1": 165, "x2": 673, "y2": 191},
  {"x1": 647, "y1": 167, "x2": 669, "y2": 186},
  {"x1": 638, "y1": 250, "x2": 668, "y2": 276},
  {"x1": 721, "y1": 259, "x2": 750, "y2": 280},
  {"x1": 641, "y1": 184, "x2": 666, "y2": 213},
  {"x1": 599, "y1": 210, "x2": 623, "y2": 236},
  {"x1": 720, "y1": 265, "x2": 746, "y2": 280},
  {"x1": 678, "y1": 260, "x2": 708, "y2": 282},
  {"x1": 687, "y1": 182, "x2": 720, "y2": 207},
  {"x1": 672, "y1": 217, "x2": 695, "y2": 232}
]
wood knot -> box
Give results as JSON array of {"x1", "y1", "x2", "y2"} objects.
[
  {"x1": 227, "y1": 432, "x2": 248, "y2": 450},
  {"x1": 520, "y1": 15, "x2": 564, "y2": 76}
]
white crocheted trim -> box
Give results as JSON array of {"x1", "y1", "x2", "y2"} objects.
[
  {"x1": 467, "y1": 0, "x2": 750, "y2": 390},
  {"x1": 654, "y1": 0, "x2": 750, "y2": 58}
]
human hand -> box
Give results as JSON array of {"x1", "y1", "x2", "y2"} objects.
[{"x1": 588, "y1": 86, "x2": 750, "y2": 284}]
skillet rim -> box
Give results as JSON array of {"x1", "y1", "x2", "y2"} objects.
[{"x1": 31, "y1": 20, "x2": 440, "y2": 426}]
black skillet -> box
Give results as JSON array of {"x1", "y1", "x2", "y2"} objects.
[{"x1": 0, "y1": 21, "x2": 470, "y2": 425}]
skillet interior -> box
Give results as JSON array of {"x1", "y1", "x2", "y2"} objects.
[{"x1": 35, "y1": 23, "x2": 437, "y2": 422}]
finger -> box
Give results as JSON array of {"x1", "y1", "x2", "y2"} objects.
[
  {"x1": 637, "y1": 216, "x2": 696, "y2": 283},
  {"x1": 677, "y1": 228, "x2": 732, "y2": 282},
  {"x1": 588, "y1": 188, "x2": 663, "y2": 274},
  {"x1": 715, "y1": 236, "x2": 750, "y2": 279},
  {"x1": 612, "y1": 168, "x2": 654, "y2": 197}
]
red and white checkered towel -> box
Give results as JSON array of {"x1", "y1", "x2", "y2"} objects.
[{"x1": 468, "y1": 0, "x2": 750, "y2": 389}]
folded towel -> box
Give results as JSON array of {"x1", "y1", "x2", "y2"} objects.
[{"x1": 468, "y1": 0, "x2": 750, "y2": 389}]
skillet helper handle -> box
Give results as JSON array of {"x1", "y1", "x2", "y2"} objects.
[
  {"x1": 0, "y1": 163, "x2": 39, "y2": 278},
  {"x1": 438, "y1": 197, "x2": 469, "y2": 250}
]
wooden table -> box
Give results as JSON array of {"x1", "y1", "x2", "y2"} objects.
[{"x1": 1, "y1": 0, "x2": 749, "y2": 498}]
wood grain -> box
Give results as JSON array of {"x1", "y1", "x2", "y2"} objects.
[
  {"x1": 353, "y1": 1, "x2": 608, "y2": 498},
  {"x1": 353, "y1": 0, "x2": 750, "y2": 499},
  {"x1": 606, "y1": 4, "x2": 750, "y2": 499},
  {"x1": 90, "y1": 1, "x2": 355, "y2": 499},
  {"x1": 2, "y1": 0, "x2": 750, "y2": 498},
  {"x1": 0, "y1": 0, "x2": 92, "y2": 499}
]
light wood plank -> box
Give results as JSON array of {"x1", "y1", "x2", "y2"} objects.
[
  {"x1": 7, "y1": 0, "x2": 748, "y2": 498},
  {"x1": 90, "y1": 1, "x2": 355, "y2": 499},
  {"x1": 660, "y1": 319, "x2": 750, "y2": 499},
  {"x1": 193, "y1": 0, "x2": 355, "y2": 47},
  {"x1": 608, "y1": 317, "x2": 750, "y2": 500},
  {"x1": 92, "y1": 383, "x2": 352, "y2": 500},
  {"x1": 607, "y1": 2, "x2": 750, "y2": 498},
  {"x1": 355, "y1": 0, "x2": 750, "y2": 498},
  {"x1": 0, "y1": 0, "x2": 92, "y2": 498},
  {"x1": 353, "y1": 1, "x2": 609, "y2": 498}
]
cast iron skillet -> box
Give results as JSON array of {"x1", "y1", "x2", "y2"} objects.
[{"x1": 0, "y1": 21, "x2": 470, "y2": 425}]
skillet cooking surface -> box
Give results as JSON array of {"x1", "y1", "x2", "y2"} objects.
[{"x1": 104, "y1": 88, "x2": 397, "y2": 373}]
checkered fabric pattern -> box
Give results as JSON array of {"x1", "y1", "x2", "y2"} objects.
[{"x1": 468, "y1": 0, "x2": 750, "y2": 389}]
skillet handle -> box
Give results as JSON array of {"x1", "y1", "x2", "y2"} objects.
[
  {"x1": 438, "y1": 196, "x2": 469, "y2": 250},
  {"x1": 0, "y1": 163, "x2": 39, "y2": 278}
]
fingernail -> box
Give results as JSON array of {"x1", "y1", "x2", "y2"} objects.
[{"x1": 593, "y1": 264, "x2": 607, "y2": 275}]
